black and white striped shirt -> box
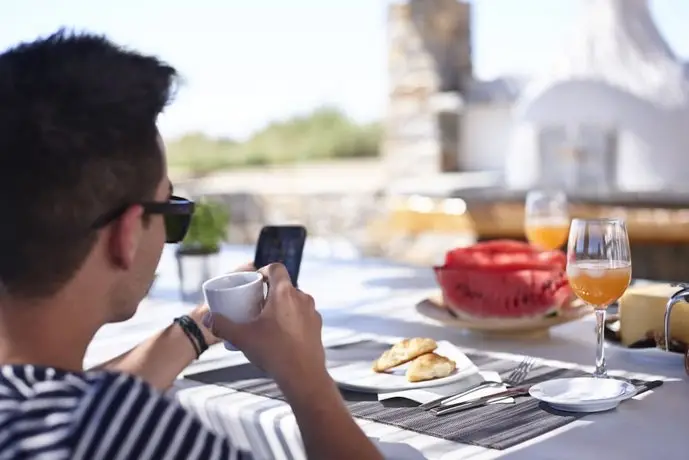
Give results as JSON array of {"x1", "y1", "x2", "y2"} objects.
[{"x1": 0, "y1": 365, "x2": 252, "y2": 459}]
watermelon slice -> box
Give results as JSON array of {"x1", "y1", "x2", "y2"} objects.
[{"x1": 434, "y1": 240, "x2": 574, "y2": 319}]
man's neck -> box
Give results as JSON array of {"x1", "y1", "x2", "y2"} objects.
[{"x1": 0, "y1": 291, "x2": 104, "y2": 372}]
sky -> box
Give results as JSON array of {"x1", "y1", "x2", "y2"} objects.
[{"x1": 2, "y1": 0, "x2": 688, "y2": 140}]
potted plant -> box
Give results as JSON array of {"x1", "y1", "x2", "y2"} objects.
[{"x1": 175, "y1": 197, "x2": 230, "y2": 301}]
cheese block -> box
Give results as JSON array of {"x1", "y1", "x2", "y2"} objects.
[{"x1": 618, "y1": 283, "x2": 689, "y2": 347}]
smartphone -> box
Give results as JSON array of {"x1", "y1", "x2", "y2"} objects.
[{"x1": 253, "y1": 225, "x2": 307, "y2": 287}]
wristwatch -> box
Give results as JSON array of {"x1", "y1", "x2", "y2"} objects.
[{"x1": 173, "y1": 315, "x2": 209, "y2": 359}]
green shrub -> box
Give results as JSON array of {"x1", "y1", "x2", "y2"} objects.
[
  {"x1": 180, "y1": 198, "x2": 230, "y2": 253},
  {"x1": 166, "y1": 106, "x2": 381, "y2": 175}
]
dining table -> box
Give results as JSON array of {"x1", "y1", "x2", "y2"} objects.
[{"x1": 84, "y1": 243, "x2": 689, "y2": 460}]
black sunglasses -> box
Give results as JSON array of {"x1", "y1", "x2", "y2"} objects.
[{"x1": 91, "y1": 195, "x2": 195, "y2": 243}]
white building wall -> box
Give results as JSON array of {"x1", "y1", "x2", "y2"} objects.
[
  {"x1": 459, "y1": 103, "x2": 514, "y2": 172},
  {"x1": 503, "y1": 0, "x2": 689, "y2": 192},
  {"x1": 503, "y1": 124, "x2": 538, "y2": 189},
  {"x1": 509, "y1": 80, "x2": 689, "y2": 192}
]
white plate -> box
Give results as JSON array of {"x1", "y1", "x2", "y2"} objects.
[
  {"x1": 327, "y1": 341, "x2": 479, "y2": 393},
  {"x1": 529, "y1": 377, "x2": 638, "y2": 413}
]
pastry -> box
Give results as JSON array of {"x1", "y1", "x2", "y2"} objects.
[
  {"x1": 372, "y1": 338, "x2": 438, "y2": 373},
  {"x1": 406, "y1": 352, "x2": 457, "y2": 382}
]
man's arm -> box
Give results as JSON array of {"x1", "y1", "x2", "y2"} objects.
[
  {"x1": 279, "y1": 368, "x2": 384, "y2": 460},
  {"x1": 89, "y1": 305, "x2": 214, "y2": 390},
  {"x1": 91, "y1": 263, "x2": 254, "y2": 390}
]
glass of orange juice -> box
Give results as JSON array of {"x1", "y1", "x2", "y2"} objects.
[
  {"x1": 524, "y1": 190, "x2": 570, "y2": 250},
  {"x1": 567, "y1": 218, "x2": 632, "y2": 378}
]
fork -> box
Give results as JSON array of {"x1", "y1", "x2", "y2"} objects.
[{"x1": 419, "y1": 356, "x2": 536, "y2": 411}]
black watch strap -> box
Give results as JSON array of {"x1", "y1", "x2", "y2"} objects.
[{"x1": 174, "y1": 315, "x2": 209, "y2": 359}]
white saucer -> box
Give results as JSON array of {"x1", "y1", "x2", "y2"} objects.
[{"x1": 529, "y1": 377, "x2": 638, "y2": 413}]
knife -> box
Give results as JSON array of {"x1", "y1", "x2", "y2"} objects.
[
  {"x1": 418, "y1": 380, "x2": 503, "y2": 411},
  {"x1": 634, "y1": 379, "x2": 663, "y2": 395},
  {"x1": 432, "y1": 385, "x2": 532, "y2": 416}
]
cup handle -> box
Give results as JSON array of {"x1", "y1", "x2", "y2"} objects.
[{"x1": 261, "y1": 273, "x2": 270, "y2": 307}]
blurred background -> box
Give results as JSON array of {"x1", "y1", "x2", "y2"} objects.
[{"x1": 4, "y1": 0, "x2": 689, "y2": 282}]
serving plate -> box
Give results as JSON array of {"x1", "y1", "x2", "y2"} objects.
[
  {"x1": 416, "y1": 292, "x2": 593, "y2": 339},
  {"x1": 603, "y1": 317, "x2": 687, "y2": 367},
  {"x1": 327, "y1": 341, "x2": 479, "y2": 393}
]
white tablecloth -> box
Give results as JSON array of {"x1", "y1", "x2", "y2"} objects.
[{"x1": 85, "y1": 246, "x2": 689, "y2": 460}]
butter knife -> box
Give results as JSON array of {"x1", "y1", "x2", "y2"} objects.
[
  {"x1": 634, "y1": 379, "x2": 663, "y2": 395},
  {"x1": 418, "y1": 380, "x2": 503, "y2": 411},
  {"x1": 432, "y1": 385, "x2": 532, "y2": 416}
]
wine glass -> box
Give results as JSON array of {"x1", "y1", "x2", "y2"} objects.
[
  {"x1": 567, "y1": 219, "x2": 632, "y2": 378},
  {"x1": 524, "y1": 190, "x2": 570, "y2": 250}
]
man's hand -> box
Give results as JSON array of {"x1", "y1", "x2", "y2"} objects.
[{"x1": 204, "y1": 263, "x2": 326, "y2": 387}]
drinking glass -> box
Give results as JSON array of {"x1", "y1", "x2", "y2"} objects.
[
  {"x1": 524, "y1": 190, "x2": 570, "y2": 250},
  {"x1": 567, "y1": 219, "x2": 632, "y2": 378}
]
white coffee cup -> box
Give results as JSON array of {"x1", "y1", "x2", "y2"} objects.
[{"x1": 202, "y1": 271, "x2": 267, "y2": 351}]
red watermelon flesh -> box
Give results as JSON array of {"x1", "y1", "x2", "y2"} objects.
[{"x1": 434, "y1": 240, "x2": 574, "y2": 319}]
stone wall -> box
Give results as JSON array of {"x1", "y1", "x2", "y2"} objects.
[
  {"x1": 197, "y1": 190, "x2": 477, "y2": 266},
  {"x1": 200, "y1": 191, "x2": 389, "y2": 254},
  {"x1": 384, "y1": 0, "x2": 471, "y2": 179},
  {"x1": 388, "y1": 0, "x2": 472, "y2": 93}
]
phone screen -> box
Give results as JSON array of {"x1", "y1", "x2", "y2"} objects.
[{"x1": 253, "y1": 226, "x2": 307, "y2": 287}]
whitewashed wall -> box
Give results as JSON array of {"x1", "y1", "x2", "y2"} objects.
[
  {"x1": 459, "y1": 103, "x2": 513, "y2": 172},
  {"x1": 508, "y1": 80, "x2": 689, "y2": 192}
]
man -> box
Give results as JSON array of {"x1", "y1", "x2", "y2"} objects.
[{"x1": 0, "y1": 30, "x2": 383, "y2": 460}]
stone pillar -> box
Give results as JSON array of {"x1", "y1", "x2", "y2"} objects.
[{"x1": 384, "y1": 0, "x2": 471, "y2": 181}]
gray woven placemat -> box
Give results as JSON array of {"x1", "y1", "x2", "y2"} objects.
[{"x1": 185, "y1": 341, "x2": 644, "y2": 450}]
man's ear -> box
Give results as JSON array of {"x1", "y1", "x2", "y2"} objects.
[{"x1": 107, "y1": 205, "x2": 145, "y2": 269}]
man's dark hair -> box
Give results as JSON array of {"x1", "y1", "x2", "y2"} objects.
[{"x1": 0, "y1": 29, "x2": 178, "y2": 299}]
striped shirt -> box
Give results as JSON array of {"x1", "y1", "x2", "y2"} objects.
[{"x1": 0, "y1": 365, "x2": 253, "y2": 459}]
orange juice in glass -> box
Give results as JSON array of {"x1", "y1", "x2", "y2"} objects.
[
  {"x1": 524, "y1": 190, "x2": 569, "y2": 250},
  {"x1": 567, "y1": 260, "x2": 632, "y2": 308},
  {"x1": 525, "y1": 218, "x2": 570, "y2": 250},
  {"x1": 567, "y1": 218, "x2": 631, "y2": 378}
]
